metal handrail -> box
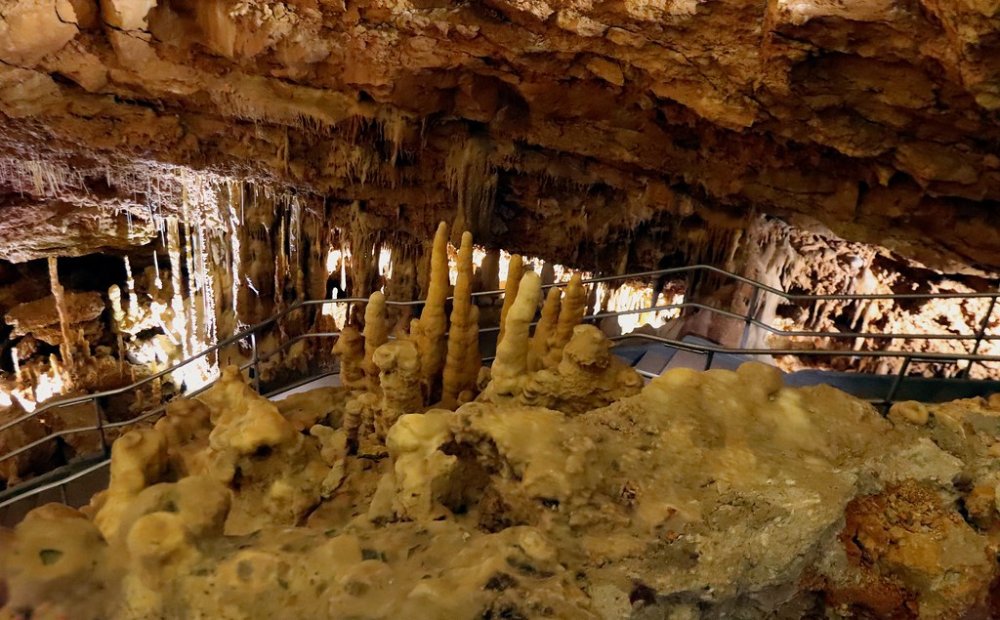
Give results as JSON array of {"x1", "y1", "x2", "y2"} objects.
[
  {"x1": 1, "y1": 264, "x2": 998, "y2": 497},
  {"x1": 4, "y1": 264, "x2": 996, "y2": 434}
]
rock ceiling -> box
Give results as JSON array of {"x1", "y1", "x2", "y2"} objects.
[{"x1": 0, "y1": 0, "x2": 998, "y2": 272}]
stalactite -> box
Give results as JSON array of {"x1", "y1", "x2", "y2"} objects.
[
  {"x1": 544, "y1": 274, "x2": 587, "y2": 368},
  {"x1": 305, "y1": 214, "x2": 327, "y2": 302},
  {"x1": 290, "y1": 197, "x2": 305, "y2": 302},
  {"x1": 446, "y1": 136, "x2": 497, "y2": 240},
  {"x1": 181, "y1": 218, "x2": 199, "y2": 358},
  {"x1": 208, "y1": 232, "x2": 234, "y2": 345},
  {"x1": 529, "y1": 287, "x2": 561, "y2": 372},
  {"x1": 275, "y1": 209, "x2": 289, "y2": 309},
  {"x1": 412, "y1": 222, "x2": 450, "y2": 401},
  {"x1": 498, "y1": 255, "x2": 524, "y2": 345},
  {"x1": 442, "y1": 231, "x2": 475, "y2": 407},
  {"x1": 362, "y1": 291, "x2": 389, "y2": 392},
  {"x1": 166, "y1": 217, "x2": 187, "y2": 356},
  {"x1": 123, "y1": 256, "x2": 139, "y2": 322}
]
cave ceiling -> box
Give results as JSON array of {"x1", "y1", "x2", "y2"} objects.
[{"x1": 0, "y1": 0, "x2": 998, "y2": 273}]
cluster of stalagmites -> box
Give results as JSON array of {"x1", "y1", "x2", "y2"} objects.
[
  {"x1": 0, "y1": 256, "x2": 189, "y2": 488},
  {"x1": 3, "y1": 224, "x2": 1000, "y2": 619}
]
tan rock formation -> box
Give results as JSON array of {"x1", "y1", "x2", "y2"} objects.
[
  {"x1": 412, "y1": 222, "x2": 450, "y2": 401},
  {"x1": 543, "y1": 274, "x2": 587, "y2": 368},
  {"x1": 361, "y1": 291, "x2": 388, "y2": 393},
  {"x1": 527, "y1": 286, "x2": 560, "y2": 373},
  {"x1": 5, "y1": 358, "x2": 1000, "y2": 618},
  {"x1": 4, "y1": 291, "x2": 105, "y2": 346},
  {"x1": 497, "y1": 255, "x2": 524, "y2": 345},
  {"x1": 332, "y1": 324, "x2": 365, "y2": 390},
  {"x1": 480, "y1": 271, "x2": 541, "y2": 403},
  {"x1": 442, "y1": 231, "x2": 475, "y2": 408}
]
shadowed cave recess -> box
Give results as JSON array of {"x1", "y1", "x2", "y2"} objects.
[{"x1": 2, "y1": 0, "x2": 1000, "y2": 618}]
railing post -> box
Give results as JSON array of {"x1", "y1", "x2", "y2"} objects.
[
  {"x1": 883, "y1": 355, "x2": 912, "y2": 413},
  {"x1": 93, "y1": 398, "x2": 108, "y2": 457},
  {"x1": 250, "y1": 331, "x2": 261, "y2": 393},
  {"x1": 703, "y1": 350, "x2": 715, "y2": 370},
  {"x1": 58, "y1": 482, "x2": 68, "y2": 505},
  {"x1": 962, "y1": 293, "x2": 997, "y2": 379},
  {"x1": 739, "y1": 286, "x2": 761, "y2": 349}
]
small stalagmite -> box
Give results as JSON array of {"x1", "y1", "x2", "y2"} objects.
[
  {"x1": 497, "y1": 254, "x2": 523, "y2": 345},
  {"x1": 362, "y1": 291, "x2": 389, "y2": 392},
  {"x1": 461, "y1": 304, "x2": 481, "y2": 402},
  {"x1": 442, "y1": 231, "x2": 475, "y2": 407},
  {"x1": 544, "y1": 274, "x2": 587, "y2": 368},
  {"x1": 333, "y1": 324, "x2": 366, "y2": 390},
  {"x1": 528, "y1": 287, "x2": 561, "y2": 372},
  {"x1": 482, "y1": 271, "x2": 541, "y2": 400}
]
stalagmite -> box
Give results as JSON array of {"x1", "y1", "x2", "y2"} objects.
[
  {"x1": 333, "y1": 325, "x2": 366, "y2": 390},
  {"x1": 362, "y1": 291, "x2": 389, "y2": 392},
  {"x1": 481, "y1": 271, "x2": 541, "y2": 400},
  {"x1": 461, "y1": 305, "x2": 482, "y2": 401},
  {"x1": 442, "y1": 231, "x2": 474, "y2": 407},
  {"x1": 544, "y1": 274, "x2": 587, "y2": 368},
  {"x1": 372, "y1": 340, "x2": 423, "y2": 440},
  {"x1": 497, "y1": 254, "x2": 523, "y2": 345},
  {"x1": 413, "y1": 222, "x2": 450, "y2": 400},
  {"x1": 529, "y1": 287, "x2": 561, "y2": 372}
]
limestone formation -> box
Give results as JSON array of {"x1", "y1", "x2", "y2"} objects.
[
  {"x1": 527, "y1": 287, "x2": 560, "y2": 373},
  {"x1": 543, "y1": 274, "x2": 587, "y2": 368},
  {"x1": 497, "y1": 255, "x2": 524, "y2": 346},
  {"x1": 361, "y1": 291, "x2": 388, "y2": 393},
  {"x1": 371, "y1": 340, "x2": 423, "y2": 441},
  {"x1": 442, "y1": 231, "x2": 475, "y2": 408},
  {"x1": 412, "y1": 222, "x2": 450, "y2": 401},
  {"x1": 480, "y1": 271, "x2": 541, "y2": 403},
  {"x1": 5, "y1": 357, "x2": 1000, "y2": 618},
  {"x1": 332, "y1": 325, "x2": 365, "y2": 390},
  {"x1": 2, "y1": 11, "x2": 1000, "y2": 616}
]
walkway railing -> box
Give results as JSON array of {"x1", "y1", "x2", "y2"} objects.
[{"x1": 1, "y1": 264, "x2": 997, "y2": 513}]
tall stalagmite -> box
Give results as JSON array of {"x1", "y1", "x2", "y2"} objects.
[
  {"x1": 462, "y1": 304, "x2": 481, "y2": 399},
  {"x1": 412, "y1": 222, "x2": 450, "y2": 400},
  {"x1": 498, "y1": 255, "x2": 524, "y2": 346},
  {"x1": 442, "y1": 231, "x2": 475, "y2": 407},
  {"x1": 362, "y1": 291, "x2": 389, "y2": 392},
  {"x1": 484, "y1": 272, "x2": 541, "y2": 399},
  {"x1": 544, "y1": 274, "x2": 587, "y2": 368},
  {"x1": 529, "y1": 287, "x2": 562, "y2": 372}
]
